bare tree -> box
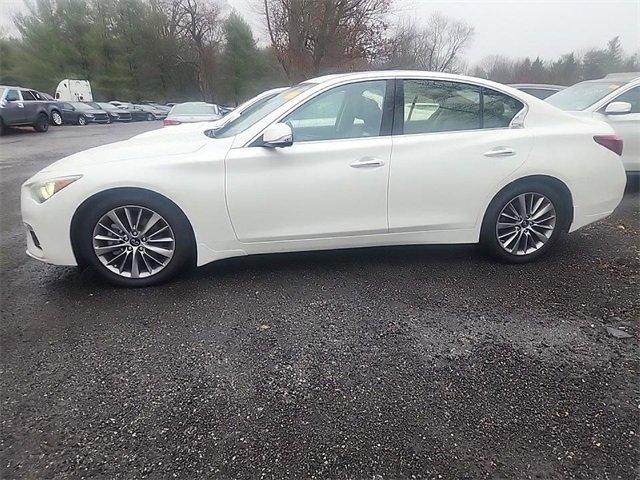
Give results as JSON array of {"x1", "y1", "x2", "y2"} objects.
[
  {"x1": 166, "y1": 0, "x2": 221, "y2": 101},
  {"x1": 382, "y1": 12, "x2": 474, "y2": 73},
  {"x1": 264, "y1": 0, "x2": 390, "y2": 81}
]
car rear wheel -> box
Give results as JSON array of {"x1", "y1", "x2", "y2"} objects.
[
  {"x1": 33, "y1": 113, "x2": 49, "y2": 132},
  {"x1": 77, "y1": 115, "x2": 87, "y2": 126},
  {"x1": 481, "y1": 181, "x2": 568, "y2": 263},
  {"x1": 51, "y1": 110, "x2": 63, "y2": 126},
  {"x1": 76, "y1": 192, "x2": 194, "y2": 287}
]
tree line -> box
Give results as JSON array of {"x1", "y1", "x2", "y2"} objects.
[{"x1": 1, "y1": 0, "x2": 637, "y2": 105}]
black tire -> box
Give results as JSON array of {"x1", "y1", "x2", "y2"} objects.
[
  {"x1": 480, "y1": 180, "x2": 569, "y2": 263},
  {"x1": 146, "y1": 113, "x2": 154, "y2": 121},
  {"x1": 33, "y1": 113, "x2": 49, "y2": 132},
  {"x1": 76, "y1": 190, "x2": 195, "y2": 287},
  {"x1": 51, "y1": 110, "x2": 63, "y2": 126},
  {"x1": 0, "y1": 118, "x2": 4, "y2": 136},
  {"x1": 77, "y1": 115, "x2": 87, "y2": 126}
]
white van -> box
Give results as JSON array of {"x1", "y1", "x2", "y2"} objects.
[{"x1": 55, "y1": 79, "x2": 93, "y2": 102}]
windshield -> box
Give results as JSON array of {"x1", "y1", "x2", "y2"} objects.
[
  {"x1": 212, "y1": 84, "x2": 315, "y2": 138},
  {"x1": 0, "y1": 88, "x2": 5, "y2": 98},
  {"x1": 546, "y1": 81, "x2": 625, "y2": 111},
  {"x1": 170, "y1": 103, "x2": 218, "y2": 115}
]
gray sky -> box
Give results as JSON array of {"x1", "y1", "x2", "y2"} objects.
[{"x1": 1, "y1": 0, "x2": 639, "y2": 65}]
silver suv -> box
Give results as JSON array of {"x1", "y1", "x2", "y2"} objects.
[{"x1": 0, "y1": 85, "x2": 60, "y2": 135}]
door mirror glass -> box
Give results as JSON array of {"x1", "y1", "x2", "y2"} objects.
[
  {"x1": 605, "y1": 101, "x2": 632, "y2": 115},
  {"x1": 261, "y1": 122, "x2": 293, "y2": 147}
]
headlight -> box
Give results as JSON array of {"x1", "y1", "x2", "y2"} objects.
[{"x1": 28, "y1": 175, "x2": 82, "y2": 203}]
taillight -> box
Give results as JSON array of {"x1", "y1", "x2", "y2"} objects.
[
  {"x1": 163, "y1": 119, "x2": 181, "y2": 126},
  {"x1": 594, "y1": 135, "x2": 623, "y2": 156}
]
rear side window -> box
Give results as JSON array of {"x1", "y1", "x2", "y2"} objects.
[
  {"x1": 21, "y1": 90, "x2": 37, "y2": 101},
  {"x1": 402, "y1": 80, "x2": 481, "y2": 134},
  {"x1": 483, "y1": 88, "x2": 525, "y2": 128},
  {"x1": 399, "y1": 80, "x2": 524, "y2": 134}
]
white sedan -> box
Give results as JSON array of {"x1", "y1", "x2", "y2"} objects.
[{"x1": 21, "y1": 71, "x2": 626, "y2": 286}]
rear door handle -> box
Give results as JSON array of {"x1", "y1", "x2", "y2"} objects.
[
  {"x1": 350, "y1": 157, "x2": 385, "y2": 168},
  {"x1": 484, "y1": 147, "x2": 516, "y2": 157}
]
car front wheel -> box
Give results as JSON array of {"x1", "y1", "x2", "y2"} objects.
[
  {"x1": 77, "y1": 115, "x2": 87, "y2": 126},
  {"x1": 77, "y1": 192, "x2": 194, "y2": 286},
  {"x1": 146, "y1": 113, "x2": 154, "y2": 121},
  {"x1": 51, "y1": 110, "x2": 63, "y2": 126},
  {"x1": 481, "y1": 181, "x2": 568, "y2": 263}
]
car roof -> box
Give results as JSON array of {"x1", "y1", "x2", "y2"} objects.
[
  {"x1": 509, "y1": 83, "x2": 565, "y2": 90},
  {"x1": 603, "y1": 72, "x2": 640, "y2": 81}
]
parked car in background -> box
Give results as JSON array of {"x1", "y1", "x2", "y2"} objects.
[
  {"x1": 88, "y1": 102, "x2": 132, "y2": 122},
  {"x1": 55, "y1": 79, "x2": 93, "y2": 102},
  {"x1": 163, "y1": 102, "x2": 222, "y2": 125},
  {"x1": 59, "y1": 102, "x2": 109, "y2": 125},
  {"x1": 135, "y1": 87, "x2": 289, "y2": 139},
  {"x1": 510, "y1": 83, "x2": 565, "y2": 99},
  {"x1": 547, "y1": 72, "x2": 639, "y2": 174},
  {"x1": 134, "y1": 104, "x2": 167, "y2": 120},
  {"x1": 110, "y1": 102, "x2": 153, "y2": 121},
  {"x1": 0, "y1": 85, "x2": 52, "y2": 134},
  {"x1": 139, "y1": 101, "x2": 171, "y2": 113},
  {"x1": 21, "y1": 71, "x2": 626, "y2": 286}
]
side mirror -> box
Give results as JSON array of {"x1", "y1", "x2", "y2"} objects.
[
  {"x1": 261, "y1": 122, "x2": 293, "y2": 148},
  {"x1": 605, "y1": 101, "x2": 632, "y2": 115}
]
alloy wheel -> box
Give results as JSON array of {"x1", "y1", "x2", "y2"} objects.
[
  {"x1": 496, "y1": 192, "x2": 556, "y2": 256},
  {"x1": 92, "y1": 205, "x2": 175, "y2": 278},
  {"x1": 52, "y1": 111, "x2": 63, "y2": 125},
  {"x1": 78, "y1": 115, "x2": 86, "y2": 125}
]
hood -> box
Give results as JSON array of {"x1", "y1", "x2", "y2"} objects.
[
  {"x1": 82, "y1": 108, "x2": 107, "y2": 115},
  {"x1": 39, "y1": 128, "x2": 217, "y2": 174},
  {"x1": 135, "y1": 119, "x2": 225, "y2": 139}
]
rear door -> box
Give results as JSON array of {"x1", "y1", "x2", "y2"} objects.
[
  {"x1": 20, "y1": 89, "x2": 40, "y2": 122},
  {"x1": 388, "y1": 79, "x2": 534, "y2": 232}
]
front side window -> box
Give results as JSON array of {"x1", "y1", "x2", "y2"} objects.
[
  {"x1": 5, "y1": 89, "x2": 20, "y2": 102},
  {"x1": 282, "y1": 80, "x2": 387, "y2": 142},
  {"x1": 610, "y1": 86, "x2": 639, "y2": 113}
]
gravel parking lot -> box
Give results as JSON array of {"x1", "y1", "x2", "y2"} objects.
[{"x1": 1, "y1": 123, "x2": 638, "y2": 479}]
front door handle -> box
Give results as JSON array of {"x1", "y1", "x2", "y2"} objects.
[
  {"x1": 484, "y1": 147, "x2": 516, "y2": 157},
  {"x1": 350, "y1": 157, "x2": 385, "y2": 168},
  {"x1": 17, "y1": 102, "x2": 24, "y2": 108}
]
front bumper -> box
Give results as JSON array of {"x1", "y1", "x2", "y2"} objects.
[{"x1": 21, "y1": 185, "x2": 78, "y2": 266}]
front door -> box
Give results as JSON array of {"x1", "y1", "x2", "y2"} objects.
[
  {"x1": 3, "y1": 89, "x2": 25, "y2": 124},
  {"x1": 601, "y1": 86, "x2": 640, "y2": 172},
  {"x1": 388, "y1": 79, "x2": 534, "y2": 232},
  {"x1": 226, "y1": 79, "x2": 392, "y2": 243}
]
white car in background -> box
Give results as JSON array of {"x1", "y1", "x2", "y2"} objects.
[
  {"x1": 163, "y1": 102, "x2": 222, "y2": 126},
  {"x1": 21, "y1": 71, "x2": 625, "y2": 286},
  {"x1": 546, "y1": 72, "x2": 639, "y2": 174}
]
